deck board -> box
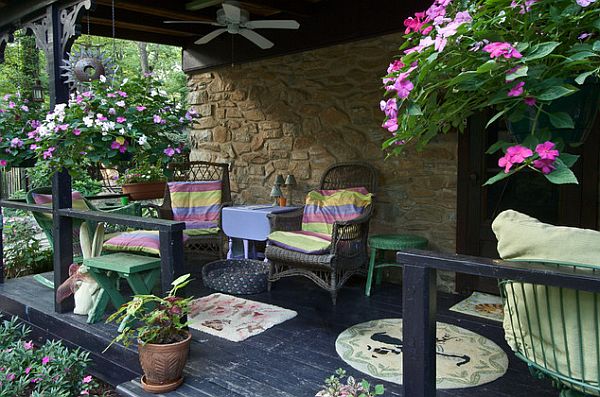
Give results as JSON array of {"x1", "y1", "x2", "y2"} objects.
[{"x1": 0, "y1": 271, "x2": 557, "y2": 396}]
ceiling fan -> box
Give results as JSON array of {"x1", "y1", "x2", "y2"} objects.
[{"x1": 164, "y1": 1, "x2": 300, "y2": 49}]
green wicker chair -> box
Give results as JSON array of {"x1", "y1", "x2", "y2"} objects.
[
  {"x1": 265, "y1": 162, "x2": 378, "y2": 304},
  {"x1": 500, "y1": 264, "x2": 600, "y2": 397},
  {"x1": 26, "y1": 186, "x2": 141, "y2": 257}
]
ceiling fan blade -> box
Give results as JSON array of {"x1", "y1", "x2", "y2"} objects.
[
  {"x1": 239, "y1": 29, "x2": 274, "y2": 49},
  {"x1": 244, "y1": 20, "x2": 300, "y2": 30},
  {"x1": 164, "y1": 20, "x2": 222, "y2": 26},
  {"x1": 186, "y1": 0, "x2": 223, "y2": 11},
  {"x1": 195, "y1": 28, "x2": 227, "y2": 45},
  {"x1": 222, "y1": 2, "x2": 242, "y2": 23}
]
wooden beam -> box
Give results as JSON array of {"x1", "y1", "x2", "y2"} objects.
[
  {"x1": 186, "y1": 0, "x2": 223, "y2": 11},
  {"x1": 83, "y1": 16, "x2": 195, "y2": 37},
  {"x1": 95, "y1": 0, "x2": 213, "y2": 22},
  {"x1": 0, "y1": 0, "x2": 55, "y2": 29},
  {"x1": 88, "y1": 24, "x2": 190, "y2": 46},
  {"x1": 239, "y1": 0, "x2": 316, "y2": 18}
]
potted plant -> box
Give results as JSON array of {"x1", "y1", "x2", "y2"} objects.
[
  {"x1": 0, "y1": 93, "x2": 45, "y2": 168},
  {"x1": 118, "y1": 155, "x2": 169, "y2": 200},
  {"x1": 29, "y1": 74, "x2": 195, "y2": 178},
  {"x1": 105, "y1": 274, "x2": 193, "y2": 394},
  {"x1": 381, "y1": 0, "x2": 600, "y2": 185},
  {"x1": 315, "y1": 369, "x2": 385, "y2": 397}
]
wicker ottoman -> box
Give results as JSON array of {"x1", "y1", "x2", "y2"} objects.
[{"x1": 202, "y1": 259, "x2": 269, "y2": 295}]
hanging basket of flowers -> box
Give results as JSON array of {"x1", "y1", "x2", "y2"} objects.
[
  {"x1": 381, "y1": 0, "x2": 600, "y2": 185},
  {"x1": 28, "y1": 74, "x2": 196, "y2": 177},
  {"x1": 0, "y1": 94, "x2": 44, "y2": 168}
]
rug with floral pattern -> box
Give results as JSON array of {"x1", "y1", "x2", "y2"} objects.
[
  {"x1": 335, "y1": 318, "x2": 508, "y2": 389},
  {"x1": 188, "y1": 293, "x2": 297, "y2": 342},
  {"x1": 449, "y1": 292, "x2": 504, "y2": 322}
]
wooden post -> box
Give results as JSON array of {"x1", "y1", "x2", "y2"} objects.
[
  {"x1": 159, "y1": 229, "x2": 185, "y2": 293},
  {"x1": 402, "y1": 264, "x2": 437, "y2": 397},
  {"x1": 48, "y1": 3, "x2": 74, "y2": 313}
]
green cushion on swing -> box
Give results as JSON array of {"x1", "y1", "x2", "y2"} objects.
[{"x1": 493, "y1": 210, "x2": 600, "y2": 395}]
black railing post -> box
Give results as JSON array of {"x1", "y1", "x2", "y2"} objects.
[
  {"x1": 52, "y1": 170, "x2": 73, "y2": 313},
  {"x1": 403, "y1": 264, "x2": 437, "y2": 397},
  {"x1": 159, "y1": 229, "x2": 185, "y2": 293}
]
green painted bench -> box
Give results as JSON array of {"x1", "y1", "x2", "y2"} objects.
[{"x1": 84, "y1": 253, "x2": 161, "y2": 324}]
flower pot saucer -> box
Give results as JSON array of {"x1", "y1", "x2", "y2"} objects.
[{"x1": 141, "y1": 375, "x2": 184, "y2": 394}]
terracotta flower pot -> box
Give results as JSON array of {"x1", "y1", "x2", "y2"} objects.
[
  {"x1": 138, "y1": 332, "x2": 191, "y2": 394},
  {"x1": 122, "y1": 181, "x2": 166, "y2": 200}
]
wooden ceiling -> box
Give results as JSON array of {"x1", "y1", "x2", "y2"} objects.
[
  {"x1": 84, "y1": 0, "x2": 327, "y2": 47},
  {"x1": 0, "y1": 0, "x2": 421, "y2": 72}
]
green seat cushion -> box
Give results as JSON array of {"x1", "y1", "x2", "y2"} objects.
[
  {"x1": 184, "y1": 227, "x2": 220, "y2": 236},
  {"x1": 268, "y1": 230, "x2": 332, "y2": 254},
  {"x1": 493, "y1": 210, "x2": 600, "y2": 394}
]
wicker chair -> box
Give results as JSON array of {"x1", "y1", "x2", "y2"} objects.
[
  {"x1": 265, "y1": 162, "x2": 378, "y2": 304},
  {"x1": 150, "y1": 161, "x2": 232, "y2": 259}
]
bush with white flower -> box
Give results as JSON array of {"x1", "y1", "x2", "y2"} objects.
[
  {"x1": 381, "y1": 0, "x2": 600, "y2": 185},
  {"x1": 32, "y1": 74, "x2": 195, "y2": 177},
  {"x1": 0, "y1": 93, "x2": 45, "y2": 168}
]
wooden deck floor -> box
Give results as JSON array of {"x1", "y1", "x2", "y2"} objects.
[{"x1": 0, "y1": 271, "x2": 557, "y2": 397}]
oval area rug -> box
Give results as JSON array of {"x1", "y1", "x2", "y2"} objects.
[{"x1": 335, "y1": 318, "x2": 508, "y2": 389}]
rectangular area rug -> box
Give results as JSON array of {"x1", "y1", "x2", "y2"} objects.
[
  {"x1": 188, "y1": 293, "x2": 297, "y2": 342},
  {"x1": 449, "y1": 291, "x2": 504, "y2": 322}
]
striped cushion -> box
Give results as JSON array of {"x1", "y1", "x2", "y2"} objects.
[
  {"x1": 32, "y1": 191, "x2": 90, "y2": 219},
  {"x1": 268, "y1": 231, "x2": 332, "y2": 254},
  {"x1": 168, "y1": 181, "x2": 222, "y2": 233},
  {"x1": 103, "y1": 230, "x2": 189, "y2": 257},
  {"x1": 301, "y1": 188, "x2": 373, "y2": 235}
]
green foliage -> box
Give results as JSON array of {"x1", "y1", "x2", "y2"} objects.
[
  {"x1": 0, "y1": 315, "x2": 97, "y2": 396},
  {"x1": 2, "y1": 216, "x2": 52, "y2": 279},
  {"x1": 315, "y1": 368, "x2": 385, "y2": 397},
  {"x1": 105, "y1": 274, "x2": 192, "y2": 349},
  {"x1": 117, "y1": 155, "x2": 167, "y2": 184},
  {"x1": 26, "y1": 161, "x2": 103, "y2": 196},
  {"x1": 383, "y1": 0, "x2": 600, "y2": 184}
]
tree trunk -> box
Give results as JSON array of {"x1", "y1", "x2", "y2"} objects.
[{"x1": 138, "y1": 42, "x2": 149, "y2": 74}]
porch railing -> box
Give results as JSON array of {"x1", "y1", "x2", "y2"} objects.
[
  {"x1": 0, "y1": 199, "x2": 186, "y2": 302},
  {"x1": 399, "y1": 249, "x2": 600, "y2": 397}
]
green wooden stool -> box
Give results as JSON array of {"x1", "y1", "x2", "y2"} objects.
[
  {"x1": 84, "y1": 253, "x2": 161, "y2": 324},
  {"x1": 365, "y1": 234, "x2": 428, "y2": 296}
]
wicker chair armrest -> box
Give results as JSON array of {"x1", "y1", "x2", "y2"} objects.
[
  {"x1": 330, "y1": 207, "x2": 373, "y2": 255},
  {"x1": 267, "y1": 207, "x2": 304, "y2": 232}
]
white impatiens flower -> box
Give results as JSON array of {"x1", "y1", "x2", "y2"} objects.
[
  {"x1": 138, "y1": 134, "x2": 148, "y2": 145},
  {"x1": 101, "y1": 99, "x2": 107, "y2": 105},
  {"x1": 116, "y1": 100, "x2": 126, "y2": 107},
  {"x1": 83, "y1": 116, "x2": 94, "y2": 128},
  {"x1": 119, "y1": 128, "x2": 126, "y2": 135},
  {"x1": 99, "y1": 75, "x2": 107, "y2": 83}
]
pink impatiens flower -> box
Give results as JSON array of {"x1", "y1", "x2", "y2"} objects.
[
  {"x1": 164, "y1": 147, "x2": 176, "y2": 157},
  {"x1": 380, "y1": 98, "x2": 398, "y2": 119},
  {"x1": 483, "y1": 42, "x2": 523, "y2": 59},
  {"x1": 510, "y1": 0, "x2": 538, "y2": 14},
  {"x1": 111, "y1": 139, "x2": 128, "y2": 154},
  {"x1": 382, "y1": 117, "x2": 399, "y2": 132},
  {"x1": 508, "y1": 81, "x2": 525, "y2": 97},
  {"x1": 23, "y1": 340, "x2": 34, "y2": 350},
  {"x1": 535, "y1": 141, "x2": 559, "y2": 161},
  {"x1": 0, "y1": 160, "x2": 7, "y2": 167},
  {"x1": 498, "y1": 145, "x2": 533, "y2": 173},
  {"x1": 43, "y1": 147, "x2": 55, "y2": 159},
  {"x1": 73, "y1": 129, "x2": 82, "y2": 136},
  {"x1": 82, "y1": 375, "x2": 93, "y2": 384},
  {"x1": 41, "y1": 356, "x2": 51, "y2": 365},
  {"x1": 533, "y1": 159, "x2": 556, "y2": 174},
  {"x1": 136, "y1": 105, "x2": 146, "y2": 112},
  {"x1": 524, "y1": 97, "x2": 537, "y2": 106},
  {"x1": 577, "y1": 0, "x2": 596, "y2": 6}
]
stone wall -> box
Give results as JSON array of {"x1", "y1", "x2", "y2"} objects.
[{"x1": 186, "y1": 33, "x2": 458, "y2": 291}]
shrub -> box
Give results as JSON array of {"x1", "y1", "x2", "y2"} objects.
[
  {"x1": 2, "y1": 216, "x2": 53, "y2": 278},
  {"x1": 0, "y1": 315, "x2": 96, "y2": 396}
]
